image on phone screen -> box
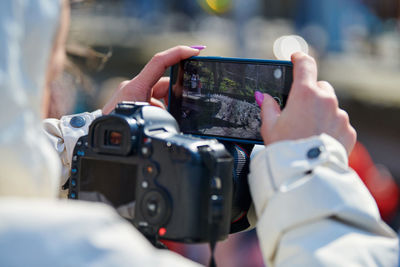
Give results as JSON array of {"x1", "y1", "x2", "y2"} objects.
[{"x1": 169, "y1": 57, "x2": 292, "y2": 144}]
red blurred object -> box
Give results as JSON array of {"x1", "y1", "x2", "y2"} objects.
[
  {"x1": 160, "y1": 240, "x2": 187, "y2": 256},
  {"x1": 349, "y1": 141, "x2": 400, "y2": 222},
  {"x1": 158, "y1": 227, "x2": 167, "y2": 236}
]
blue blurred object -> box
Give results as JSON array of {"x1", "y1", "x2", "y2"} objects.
[
  {"x1": 294, "y1": 0, "x2": 381, "y2": 53},
  {"x1": 123, "y1": 0, "x2": 167, "y2": 20}
]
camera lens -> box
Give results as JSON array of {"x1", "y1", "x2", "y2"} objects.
[{"x1": 107, "y1": 131, "x2": 122, "y2": 146}]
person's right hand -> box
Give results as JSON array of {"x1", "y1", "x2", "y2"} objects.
[
  {"x1": 259, "y1": 52, "x2": 357, "y2": 155},
  {"x1": 102, "y1": 46, "x2": 202, "y2": 114}
]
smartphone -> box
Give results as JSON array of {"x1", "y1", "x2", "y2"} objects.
[{"x1": 168, "y1": 56, "x2": 293, "y2": 144}]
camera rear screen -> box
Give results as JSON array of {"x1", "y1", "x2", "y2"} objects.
[
  {"x1": 79, "y1": 158, "x2": 137, "y2": 207},
  {"x1": 169, "y1": 58, "x2": 293, "y2": 143}
]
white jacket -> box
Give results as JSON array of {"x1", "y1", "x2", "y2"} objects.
[
  {"x1": 249, "y1": 134, "x2": 399, "y2": 266},
  {"x1": 0, "y1": 0, "x2": 398, "y2": 266}
]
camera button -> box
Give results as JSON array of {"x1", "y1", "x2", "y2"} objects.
[
  {"x1": 143, "y1": 163, "x2": 158, "y2": 178},
  {"x1": 69, "y1": 191, "x2": 77, "y2": 199},
  {"x1": 141, "y1": 146, "x2": 152, "y2": 157},
  {"x1": 146, "y1": 200, "x2": 158, "y2": 217},
  {"x1": 141, "y1": 190, "x2": 170, "y2": 225},
  {"x1": 210, "y1": 195, "x2": 224, "y2": 221},
  {"x1": 141, "y1": 181, "x2": 149, "y2": 188},
  {"x1": 138, "y1": 221, "x2": 149, "y2": 227},
  {"x1": 141, "y1": 139, "x2": 152, "y2": 157}
]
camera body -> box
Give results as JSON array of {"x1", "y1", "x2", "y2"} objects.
[{"x1": 68, "y1": 102, "x2": 234, "y2": 243}]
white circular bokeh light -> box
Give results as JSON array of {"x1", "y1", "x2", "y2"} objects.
[
  {"x1": 273, "y1": 35, "x2": 309, "y2": 60},
  {"x1": 273, "y1": 68, "x2": 282, "y2": 79}
]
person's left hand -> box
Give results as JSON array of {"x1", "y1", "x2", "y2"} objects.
[{"x1": 102, "y1": 46, "x2": 202, "y2": 114}]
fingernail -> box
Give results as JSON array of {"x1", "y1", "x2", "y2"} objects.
[
  {"x1": 254, "y1": 91, "x2": 264, "y2": 107},
  {"x1": 190, "y1": 45, "x2": 206, "y2": 50}
]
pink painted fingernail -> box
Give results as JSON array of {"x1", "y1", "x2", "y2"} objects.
[
  {"x1": 190, "y1": 45, "x2": 206, "y2": 50},
  {"x1": 254, "y1": 91, "x2": 264, "y2": 107}
]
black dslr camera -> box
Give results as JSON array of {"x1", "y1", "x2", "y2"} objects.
[{"x1": 68, "y1": 102, "x2": 252, "y2": 244}]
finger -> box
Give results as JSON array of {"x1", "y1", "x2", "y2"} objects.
[
  {"x1": 163, "y1": 95, "x2": 169, "y2": 107},
  {"x1": 254, "y1": 90, "x2": 264, "y2": 107},
  {"x1": 317, "y1": 80, "x2": 335, "y2": 96},
  {"x1": 335, "y1": 109, "x2": 357, "y2": 155},
  {"x1": 317, "y1": 80, "x2": 338, "y2": 108},
  {"x1": 118, "y1": 80, "x2": 130, "y2": 90},
  {"x1": 260, "y1": 93, "x2": 281, "y2": 143},
  {"x1": 338, "y1": 125, "x2": 357, "y2": 156},
  {"x1": 150, "y1": 97, "x2": 166, "y2": 110},
  {"x1": 152, "y1": 77, "x2": 170, "y2": 99},
  {"x1": 291, "y1": 52, "x2": 318, "y2": 89},
  {"x1": 133, "y1": 46, "x2": 201, "y2": 100},
  {"x1": 346, "y1": 126, "x2": 357, "y2": 155}
]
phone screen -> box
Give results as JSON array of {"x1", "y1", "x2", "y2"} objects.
[{"x1": 169, "y1": 57, "x2": 293, "y2": 144}]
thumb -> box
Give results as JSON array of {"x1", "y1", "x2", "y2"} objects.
[{"x1": 260, "y1": 93, "x2": 281, "y2": 134}]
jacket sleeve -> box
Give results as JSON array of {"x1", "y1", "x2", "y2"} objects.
[
  {"x1": 0, "y1": 199, "x2": 202, "y2": 267},
  {"x1": 42, "y1": 110, "x2": 103, "y2": 190},
  {"x1": 248, "y1": 134, "x2": 399, "y2": 266}
]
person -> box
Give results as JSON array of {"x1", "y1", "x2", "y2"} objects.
[
  {"x1": 0, "y1": 1, "x2": 398, "y2": 266},
  {"x1": 196, "y1": 73, "x2": 202, "y2": 94},
  {"x1": 191, "y1": 73, "x2": 198, "y2": 93}
]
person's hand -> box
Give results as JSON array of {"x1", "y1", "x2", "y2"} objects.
[
  {"x1": 102, "y1": 46, "x2": 202, "y2": 114},
  {"x1": 259, "y1": 52, "x2": 357, "y2": 154}
]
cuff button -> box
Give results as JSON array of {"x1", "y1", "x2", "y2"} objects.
[
  {"x1": 307, "y1": 147, "x2": 322, "y2": 159},
  {"x1": 70, "y1": 116, "x2": 86, "y2": 128}
]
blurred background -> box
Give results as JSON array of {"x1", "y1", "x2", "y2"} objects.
[{"x1": 54, "y1": 0, "x2": 400, "y2": 266}]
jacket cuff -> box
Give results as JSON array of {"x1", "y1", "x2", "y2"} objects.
[
  {"x1": 59, "y1": 110, "x2": 103, "y2": 164},
  {"x1": 248, "y1": 134, "x2": 348, "y2": 217}
]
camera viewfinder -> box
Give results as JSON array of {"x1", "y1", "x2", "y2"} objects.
[{"x1": 106, "y1": 131, "x2": 122, "y2": 146}]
